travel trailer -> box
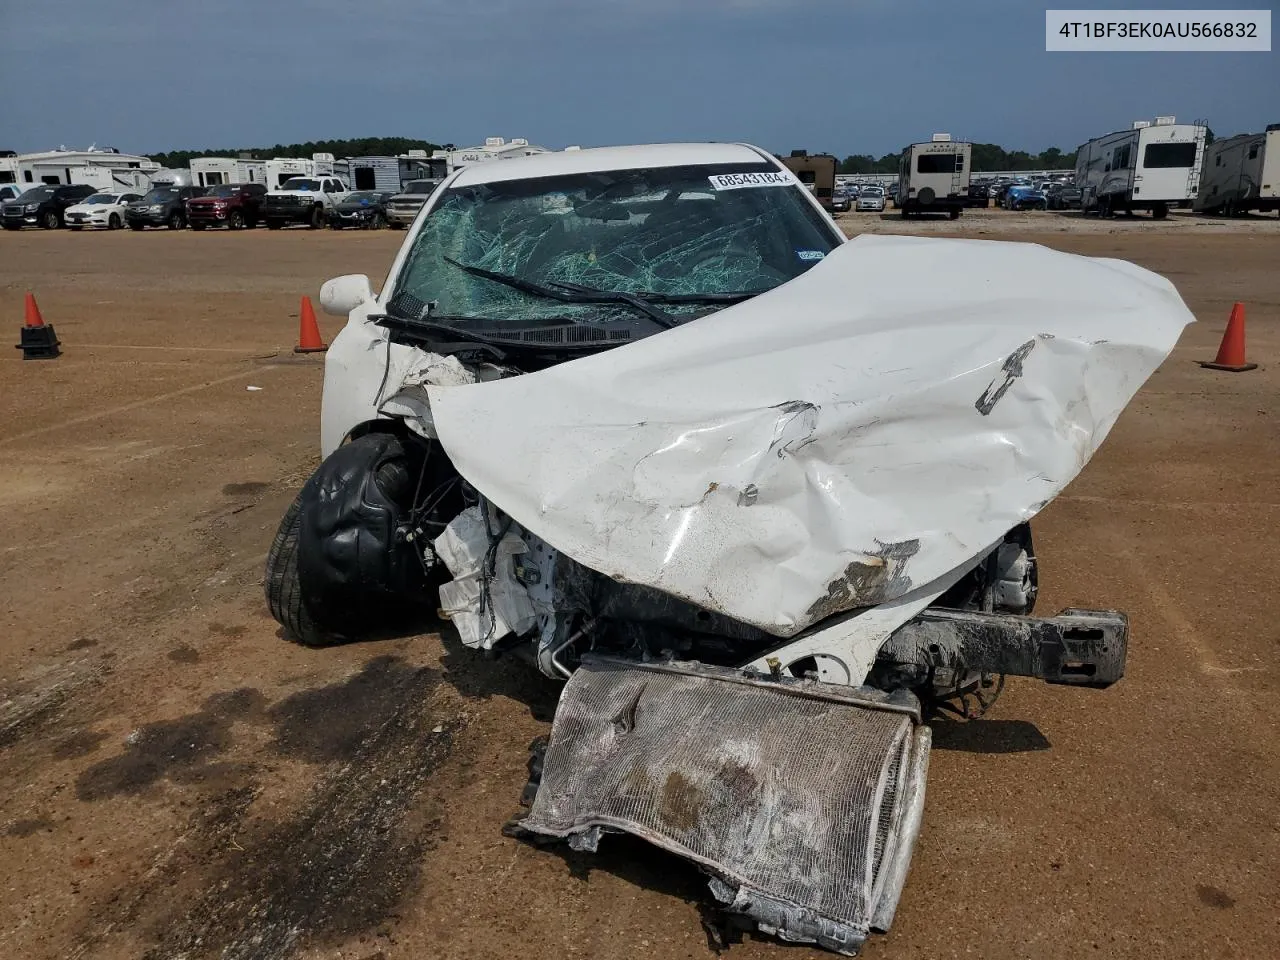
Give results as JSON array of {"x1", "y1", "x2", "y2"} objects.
[
  {"x1": 430, "y1": 137, "x2": 547, "y2": 174},
  {"x1": 190, "y1": 157, "x2": 267, "y2": 187},
  {"x1": 345, "y1": 156, "x2": 403, "y2": 192},
  {"x1": 149, "y1": 168, "x2": 194, "y2": 187},
  {"x1": 1075, "y1": 117, "x2": 1206, "y2": 218},
  {"x1": 780, "y1": 150, "x2": 838, "y2": 210},
  {"x1": 897, "y1": 134, "x2": 972, "y2": 218},
  {"x1": 263, "y1": 153, "x2": 339, "y2": 189},
  {"x1": 6, "y1": 148, "x2": 160, "y2": 192},
  {"x1": 1193, "y1": 125, "x2": 1280, "y2": 216},
  {"x1": 346, "y1": 152, "x2": 448, "y2": 191}
]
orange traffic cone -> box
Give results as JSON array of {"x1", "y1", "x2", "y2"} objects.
[
  {"x1": 294, "y1": 295, "x2": 327, "y2": 354},
  {"x1": 24, "y1": 292, "x2": 45, "y2": 327},
  {"x1": 1199, "y1": 303, "x2": 1257, "y2": 372},
  {"x1": 15, "y1": 292, "x2": 61, "y2": 360}
]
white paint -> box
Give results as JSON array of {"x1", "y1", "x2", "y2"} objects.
[{"x1": 424, "y1": 235, "x2": 1192, "y2": 667}]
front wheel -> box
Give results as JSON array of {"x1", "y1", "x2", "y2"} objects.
[
  {"x1": 42, "y1": 210, "x2": 60, "y2": 229},
  {"x1": 108, "y1": 213, "x2": 122, "y2": 229},
  {"x1": 370, "y1": 212, "x2": 386, "y2": 230},
  {"x1": 1152, "y1": 202, "x2": 1168, "y2": 220},
  {"x1": 308, "y1": 205, "x2": 324, "y2": 229},
  {"x1": 228, "y1": 210, "x2": 245, "y2": 230},
  {"x1": 167, "y1": 212, "x2": 184, "y2": 229},
  {"x1": 265, "y1": 490, "x2": 333, "y2": 647}
]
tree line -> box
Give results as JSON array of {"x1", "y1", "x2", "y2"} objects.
[
  {"x1": 147, "y1": 137, "x2": 445, "y2": 170},
  {"x1": 836, "y1": 143, "x2": 1078, "y2": 174}
]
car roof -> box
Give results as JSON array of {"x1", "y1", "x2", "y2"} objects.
[{"x1": 450, "y1": 142, "x2": 776, "y2": 187}]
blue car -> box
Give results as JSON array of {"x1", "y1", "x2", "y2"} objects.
[{"x1": 1004, "y1": 184, "x2": 1047, "y2": 211}]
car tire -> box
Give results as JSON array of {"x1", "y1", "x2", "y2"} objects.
[
  {"x1": 42, "y1": 210, "x2": 61, "y2": 229},
  {"x1": 167, "y1": 211, "x2": 184, "y2": 229},
  {"x1": 228, "y1": 211, "x2": 245, "y2": 230},
  {"x1": 265, "y1": 489, "x2": 333, "y2": 648},
  {"x1": 267, "y1": 220, "x2": 283, "y2": 230},
  {"x1": 109, "y1": 213, "x2": 122, "y2": 229},
  {"x1": 949, "y1": 209, "x2": 961, "y2": 220},
  {"x1": 371, "y1": 212, "x2": 386, "y2": 229},
  {"x1": 1152, "y1": 203, "x2": 1168, "y2": 220},
  {"x1": 309, "y1": 206, "x2": 324, "y2": 229}
]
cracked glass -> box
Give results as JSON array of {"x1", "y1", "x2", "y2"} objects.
[{"x1": 392, "y1": 162, "x2": 843, "y2": 325}]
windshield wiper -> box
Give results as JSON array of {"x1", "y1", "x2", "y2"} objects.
[
  {"x1": 547, "y1": 280, "x2": 762, "y2": 307},
  {"x1": 445, "y1": 257, "x2": 680, "y2": 329}
]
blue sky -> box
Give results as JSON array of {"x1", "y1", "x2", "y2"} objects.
[{"x1": 1, "y1": 1, "x2": 1275, "y2": 157}]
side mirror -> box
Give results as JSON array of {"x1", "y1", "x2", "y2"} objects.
[{"x1": 319, "y1": 274, "x2": 375, "y2": 316}]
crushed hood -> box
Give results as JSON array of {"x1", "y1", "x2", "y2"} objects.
[{"x1": 426, "y1": 234, "x2": 1193, "y2": 640}]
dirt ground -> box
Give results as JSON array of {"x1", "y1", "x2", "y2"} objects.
[{"x1": 1, "y1": 211, "x2": 1278, "y2": 960}]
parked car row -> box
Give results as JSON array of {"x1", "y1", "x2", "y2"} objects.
[{"x1": 0, "y1": 177, "x2": 442, "y2": 232}]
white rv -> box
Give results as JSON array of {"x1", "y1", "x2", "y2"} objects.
[
  {"x1": 190, "y1": 157, "x2": 267, "y2": 187},
  {"x1": 345, "y1": 156, "x2": 403, "y2": 192},
  {"x1": 430, "y1": 137, "x2": 548, "y2": 174},
  {"x1": 1075, "y1": 117, "x2": 1206, "y2": 219},
  {"x1": 1194, "y1": 125, "x2": 1280, "y2": 216},
  {"x1": 263, "y1": 153, "x2": 340, "y2": 189},
  {"x1": 896, "y1": 134, "x2": 972, "y2": 218},
  {"x1": 8, "y1": 147, "x2": 160, "y2": 192}
]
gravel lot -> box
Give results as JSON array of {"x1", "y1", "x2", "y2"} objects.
[{"x1": 2, "y1": 216, "x2": 1277, "y2": 960}]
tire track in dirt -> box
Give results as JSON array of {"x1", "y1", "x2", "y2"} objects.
[{"x1": 68, "y1": 658, "x2": 462, "y2": 960}]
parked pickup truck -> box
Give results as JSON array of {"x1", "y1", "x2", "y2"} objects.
[
  {"x1": 262, "y1": 176, "x2": 347, "y2": 229},
  {"x1": 186, "y1": 182, "x2": 268, "y2": 230},
  {"x1": 385, "y1": 179, "x2": 441, "y2": 228},
  {"x1": 2, "y1": 183, "x2": 95, "y2": 230}
]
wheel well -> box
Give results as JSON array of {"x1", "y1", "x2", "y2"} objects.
[{"x1": 345, "y1": 417, "x2": 417, "y2": 447}]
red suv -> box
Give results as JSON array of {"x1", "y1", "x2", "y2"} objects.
[{"x1": 186, "y1": 183, "x2": 268, "y2": 230}]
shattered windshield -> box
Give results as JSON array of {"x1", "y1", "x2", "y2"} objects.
[{"x1": 392, "y1": 162, "x2": 842, "y2": 325}]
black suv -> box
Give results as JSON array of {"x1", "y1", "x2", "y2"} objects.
[
  {"x1": 1, "y1": 183, "x2": 95, "y2": 230},
  {"x1": 125, "y1": 185, "x2": 207, "y2": 230}
]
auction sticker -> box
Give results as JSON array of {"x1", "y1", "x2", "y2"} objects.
[{"x1": 708, "y1": 172, "x2": 791, "y2": 190}]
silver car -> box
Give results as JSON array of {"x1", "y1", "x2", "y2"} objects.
[{"x1": 855, "y1": 185, "x2": 886, "y2": 212}]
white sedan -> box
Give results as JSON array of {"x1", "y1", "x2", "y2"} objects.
[
  {"x1": 855, "y1": 185, "x2": 887, "y2": 212},
  {"x1": 64, "y1": 191, "x2": 142, "y2": 230}
]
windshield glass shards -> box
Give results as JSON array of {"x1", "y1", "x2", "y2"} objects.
[{"x1": 392, "y1": 162, "x2": 841, "y2": 327}]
